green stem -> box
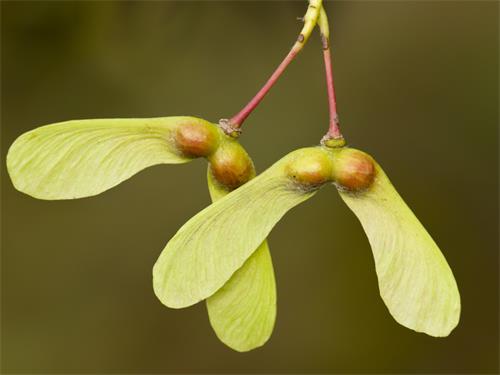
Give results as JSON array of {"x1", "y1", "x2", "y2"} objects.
[
  {"x1": 318, "y1": 6, "x2": 345, "y2": 147},
  {"x1": 220, "y1": 0, "x2": 323, "y2": 136}
]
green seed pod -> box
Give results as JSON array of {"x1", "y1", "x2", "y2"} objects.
[
  {"x1": 334, "y1": 153, "x2": 460, "y2": 336},
  {"x1": 332, "y1": 148, "x2": 376, "y2": 192},
  {"x1": 6, "y1": 116, "x2": 205, "y2": 200},
  {"x1": 208, "y1": 140, "x2": 255, "y2": 190},
  {"x1": 206, "y1": 169, "x2": 276, "y2": 352},
  {"x1": 175, "y1": 121, "x2": 220, "y2": 157},
  {"x1": 285, "y1": 147, "x2": 333, "y2": 188},
  {"x1": 153, "y1": 147, "x2": 319, "y2": 310},
  {"x1": 7, "y1": 113, "x2": 277, "y2": 351}
]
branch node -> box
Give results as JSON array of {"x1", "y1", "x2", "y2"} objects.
[
  {"x1": 321, "y1": 34, "x2": 329, "y2": 50},
  {"x1": 218, "y1": 119, "x2": 242, "y2": 138},
  {"x1": 321, "y1": 133, "x2": 345, "y2": 148}
]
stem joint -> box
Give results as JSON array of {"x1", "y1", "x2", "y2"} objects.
[{"x1": 218, "y1": 119, "x2": 242, "y2": 138}]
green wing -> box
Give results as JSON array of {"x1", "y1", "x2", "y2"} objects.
[
  {"x1": 206, "y1": 169, "x2": 276, "y2": 352},
  {"x1": 153, "y1": 148, "x2": 317, "y2": 309},
  {"x1": 6, "y1": 116, "x2": 211, "y2": 200},
  {"x1": 337, "y1": 160, "x2": 460, "y2": 337}
]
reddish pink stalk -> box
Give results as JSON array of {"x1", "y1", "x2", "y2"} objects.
[
  {"x1": 228, "y1": 45, "x2": 300, "y2": 129},
  {"x1": 322, "y1": 35, "x2": 342, "y2": 139}
]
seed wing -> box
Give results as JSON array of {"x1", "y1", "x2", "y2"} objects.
[
  {"x1": 207, "y1": 240, "x2": 276, "y2": 352},
  {"x1": 153, "y1": 150, "x2": 316, "y2": 309},
  {"x1": 6, "y1": 116, "x2": 209, "y2": 200},
  {"x1": 337, "y1": 161, "x2": 460, "y2": 336},
  {"x1": 205, "y1": 169, "x2": 276, "y2": 352}
]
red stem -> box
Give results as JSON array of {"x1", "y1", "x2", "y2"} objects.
[
  {"x1": 228, "y1": 45, "x2": 300, "y2": 128},
  {"x1": 322, "y1": 35, "x2": 341, "y2": 139}
]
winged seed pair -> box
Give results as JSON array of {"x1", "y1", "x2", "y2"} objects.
[{"x1": 6, "y1": 1, "x2": 460, "y2": 352}]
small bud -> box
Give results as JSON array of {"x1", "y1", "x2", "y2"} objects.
[
  {"x1": 175, "y1": 122, "x2": 219, "y2": 157},
  {"x1": 332, "y1": 148, "x2": 375, "y2": 192},
  {"x1": 209, "y1": 141, "x2": 255, "y2": 190},
  {"x1": 286, "y1": 149, "x2": 333, "y2": 188}
]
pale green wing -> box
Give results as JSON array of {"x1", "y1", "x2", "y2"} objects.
[
  {"x1": 337, "y1": 160, "x2": 460, "y2": 337},
  {"x1": 153, "y1": 148, "x2": 317, "y2": 309},
  {"x1": 205, "y1": 169, "x2": 276, "y2": 352},
  {"x1": 7, "y1": 116, "x2": 210, "y2": 200},
  {"x1": 207, "y1": 242, "x2": 276, "y2": 352}
]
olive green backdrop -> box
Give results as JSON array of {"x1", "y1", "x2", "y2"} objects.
[{"x1": 1, "y1": 1, "x2": 498, "y2": 373}]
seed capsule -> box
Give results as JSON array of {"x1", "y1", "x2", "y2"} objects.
[
  {"x1": 286, "y1": 148, "x2": 333, "y2": 188},
  {"x1": 208, "y1": 140, "x2": 255, "y2": 190},
  {"x1": 175, "y1": 122, "x2": 219, "y2": 157},
  {"x1": 332, "y1": 148, "x2": 375, "y2": 192}
]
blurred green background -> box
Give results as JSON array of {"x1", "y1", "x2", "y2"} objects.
[{"x1": 1, "y1": 1, "x2": 498, "y2": 373}]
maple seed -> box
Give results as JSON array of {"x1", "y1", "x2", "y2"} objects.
[
  {"x1": 175, "y1": 122, "x2": 218, "y2": 157},
  {"x1": 209, "y1": 141, "x2": 255, "y2": 190},
  {"x1": 333, "y1": 148, "x2": 375, "y2": 191},
  {"x1": 286, "y1": 149, "x2": 333, "y2": 187}
]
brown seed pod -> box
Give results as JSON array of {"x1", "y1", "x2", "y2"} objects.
[
  {"x1": 332, "y1": 148, "x2": 376, "y2": 192},
  {"x1": 286, "y1": 148, "x2": 333, "y2": 188},
  {"x1": 208, "y1": 140, "x2": 255, "y2": 190},
  {"x1": 175, "y1": 121, "x2": 219, "y2": 157}
]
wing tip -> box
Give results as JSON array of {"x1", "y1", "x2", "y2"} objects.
[
  {"x1": 210, "y1": 324, "x2": 274, "y2": 352},
  {"x1": 386, "y1": 300, "x2": 461, "y2": 338},
  {"x1": 152, "y1": 282, "x2": 199, "y2": 310},
  {"x1": 152, "y1": 261, "x2": 206, "y2": 309}
]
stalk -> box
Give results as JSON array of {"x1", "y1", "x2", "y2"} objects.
[
  {"x1": 220, "y1": 0, "x2": 323, "y2": 136},
  {"x1": 317, "y1": 6, "x2": 344, "y2": 146}
]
